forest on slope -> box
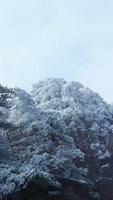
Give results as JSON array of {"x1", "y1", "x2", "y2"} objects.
[{"x1": 0, "y1": 78, "x2": 113, "y2": 200}]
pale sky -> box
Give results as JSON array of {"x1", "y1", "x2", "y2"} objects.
[{"x1": 0, "y1": 0, "x2": 113, "y2": 103}]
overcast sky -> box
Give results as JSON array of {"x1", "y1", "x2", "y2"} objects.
[{"x1": 0, "y1": 0, "x2": 113, "y2": 103}]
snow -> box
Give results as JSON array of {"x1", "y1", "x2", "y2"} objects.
[
  {"x1": 90, "y1": 143, "x2": 111, "y2": 159},
  {"x1": 0, "y1": 79, "x2": 113, "y2": 196}
]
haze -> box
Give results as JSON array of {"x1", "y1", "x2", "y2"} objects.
[{"x1": 0, "y1": 0, "x2": 113, "y2": 103}]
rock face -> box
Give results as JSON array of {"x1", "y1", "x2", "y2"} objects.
[
  {"x1": 0, "y1": 79, "x2": 113, "y2": 199},
  {"x1": 96, "y1": 164, "x2": 113, "y2": 200}
]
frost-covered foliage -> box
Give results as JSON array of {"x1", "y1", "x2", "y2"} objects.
[
  {"x1": 31, "y1": 78, "x2": 113, "y2": 156},
  {"x1": 0, "y1": 79, "x2": 113, "y2": 197}
]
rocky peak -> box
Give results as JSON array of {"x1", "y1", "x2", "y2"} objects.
[{"x1": 0, "y1": 79, "x2": 113, "y2": 200}]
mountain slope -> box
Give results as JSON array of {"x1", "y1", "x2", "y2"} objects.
[{"x1": 0, "y1": 79, "x2": 113, "y2": 200}]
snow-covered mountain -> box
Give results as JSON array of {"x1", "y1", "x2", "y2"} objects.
[{"x1": 0, "y1": 78, "x2": 113, "y2": 200}]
